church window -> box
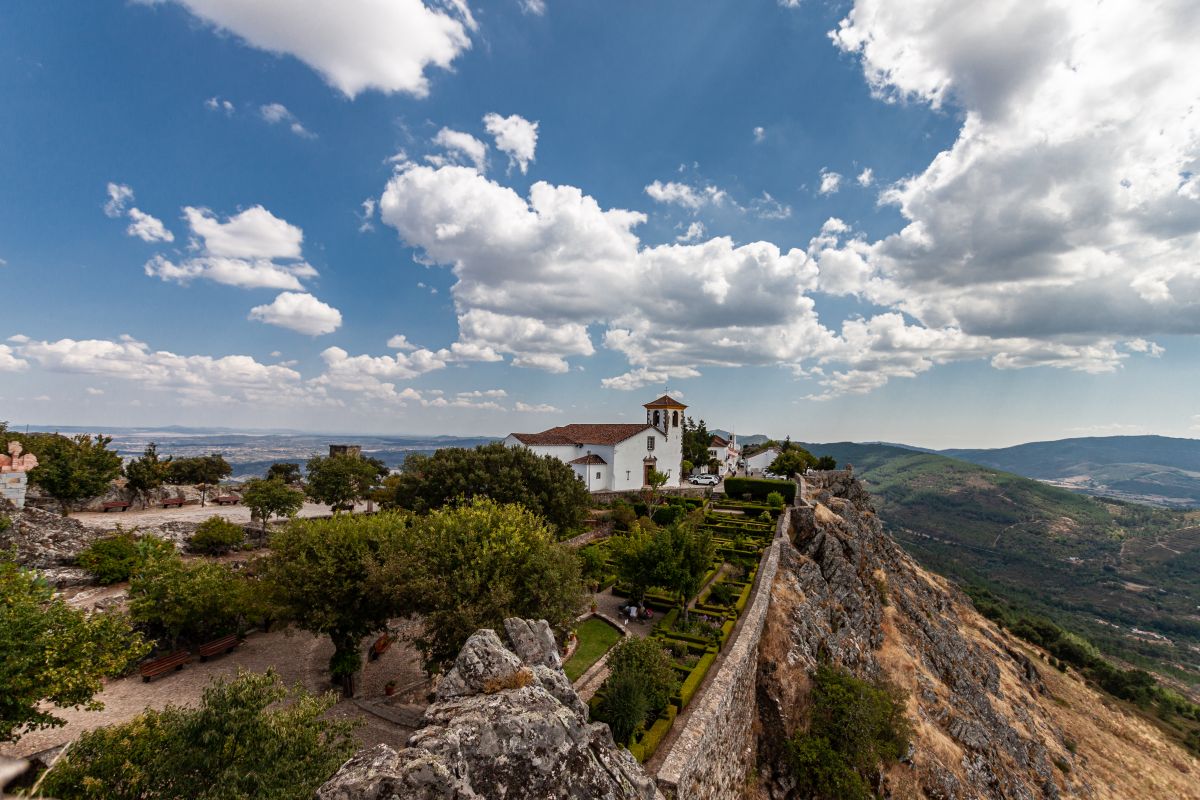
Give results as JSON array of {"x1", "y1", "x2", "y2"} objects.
[
  {"x1": 653, "y1": 410, "x2": 660, "y2": 426},
  {"x1": 672, "y1": 410, "x2": 679, "y2": 427},
  {"x1": 647, "y1": 437, "x2": 655, "y2": 451}
]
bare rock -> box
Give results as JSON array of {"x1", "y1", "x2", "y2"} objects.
[{"x1": 318, "y1": 619, "x2": 656, "y2": 800}]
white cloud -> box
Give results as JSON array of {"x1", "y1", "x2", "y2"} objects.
[
  {"x1": 753, "y1": 126, "x2": 766, "y2": 143},
  {"x1": 856, "y1": 167, "x2": 874, "y2": 186},
  {"x1": 515, "y1": 401, "x2": 559, "y2": 413},
  {"x1": 483, "y1": 113, "x2": 539, "y2": 174},
  {"x1": 644, "y1": 180, "x2": 727, "y2": 210},
  {"x1": 677, "y1": 221, "x2": 706, "y2": 242},
  {"x1": 125, "y1": 208, "x2": 175, "y2": 242},
  {"x1": 749, "y1": 192, "x2": 792, "y2": 220},
  {"x1": 184, "y1": 205, "x2": 303, "y2": 259},
  {"x1": 430, "y1": 127, "x2": 488, "y2": 172},
  {"x1": 519, "y1": 0, "x2": 546, "y2": 14},
  {"x1": 386, "y1": 334, "x2": 418, "y2": 351},
  {"x1": 248, "y1": 292, "x2": 342, "y2": 335},
  {"x1": 85, "y1": 387, "x2": 105, "y2": 396},
  {"x1": 149, "y1": 0, "x2": 477, "y2": 99},
  {"x1": 358, "y1": 197, "x2": 376, "y2": 232},
  {"x1": 458, "y1": 388, "x2": 507, "y2": 399},
  {"x1": 311, "y1": 344, "x2": 447, "y2": 401},
  {"x1": 204, "y1": 96, "x2": 234, "y2": 114},
  {"x1": 259, "y1": 102, "x2": 315, "y2": 138},
  {"x1": 818, "y1": 169, "x2": 842, "y2": 195},
  {"x1": 145, "y1": 254, "x2": 317, "y2": 290},
  {"x1": 0, "y1": 344, "x2": 28, "y2": 372},
  {"x1": 11, "y1": 335, "x2": 311, "y2": 404},
  {"x1": 104, "y1": 183, "x2": 134, "y2": 218}
]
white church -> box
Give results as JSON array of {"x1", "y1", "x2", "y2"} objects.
[{"x1": 504, "y1": 395, "x2": 687, "y2": 492}]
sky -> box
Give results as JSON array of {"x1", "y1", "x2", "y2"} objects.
[{"x1": 1, "y1": 0, "x2": 1198, "y2": 449}]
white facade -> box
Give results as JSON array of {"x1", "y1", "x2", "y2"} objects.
[
  {"x1": 505, "y1": 395, "x2": 687, "y2": 492},
  {"x1": 707, "y1": 434, "x2": 740, "y2": 476},
  {"x1": 744, "y1": 447, "x2": 780, "y2": 474}
]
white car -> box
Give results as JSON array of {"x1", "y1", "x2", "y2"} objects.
[{"x1": 689, "y1": 474, "x2": 720, "y2": 485}]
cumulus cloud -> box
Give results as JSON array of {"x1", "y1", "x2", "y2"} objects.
[
  {"x1": 644, "y1": 180, "x2": 727, "y2": 210},
  {"x1": 125, "y1": 208, "x2": 175, "y2": 243},
  {"x1": 259, "y1": 102, "x2": 315, "y2": 138},
  {"x1": 677, "y1": 221, "x2": 706, "y2": 242},
  {"x1": 856, "y1": 167, "x2": 874, "y2": 186},
  {"x1": 515, "y1": 401, "x2": 560, "y2": 413},
  {"x1": 749, "y1": 192, "x2": 792, "y2": 220},
  {"x1": 483, "y1": 113, "x2": 539, "y2": 174},
  {"x1": 249, "y1": 292, "x2": 343, "y2": 335},
  {"x1": 204, "y1": 96, "x2": 234, "y2": 114},
  {"x1": 104, "y1": 183, "x2": 134, "y2": 218},
  {"x1": 148, "y1": 0, "x2": 477, "y2": 99},
  {"x1": 144, "y1": 254, "x2": 317, "y2": 291},
  {"x1": 818, "y1": 169, "x2": 842, "y2": 195},
  {"x1": 311, "y1": 343, "x2": 448, "y2": 401},
  {"x1": 185, "y1": 205, "x2": 303, "y2": 260},
  {"x1": 430, "y1": 127, "x2": 488, "y2": 172},
  {"x1": 0, "y1": 344, "x2": 28, "y2": 372},
  {"x1": 519, "y1": 0, "x2": 546, "y2": 14}
]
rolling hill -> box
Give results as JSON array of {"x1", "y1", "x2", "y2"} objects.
[
  {"x1": 943, "y1": 435, "x2": 1200, "y2": 507},
  {"x1": 802, "y1": 442, "x2": 1200, "y2": 692}
]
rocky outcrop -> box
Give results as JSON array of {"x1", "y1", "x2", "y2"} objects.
[
  {"x1": 756, "y1": 472, "x2": 1068, "y2": 799},
  {"x1": 317, "y1": 619, "x2": 657, "y2": 800},
  {"x1": 0, "y1": 506, "x2": 105, "y2": 586}
]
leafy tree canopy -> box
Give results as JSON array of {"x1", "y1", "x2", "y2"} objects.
[
  {"x1": 377, "y1": 443, "x2": 590, "y2": 537},
  {"x1": 371, "y1": 498, "x2": 584, "y2": 671},
  {"x1": 123, "y1": 443, "x2": 170, "y2": 508},
  {"x1": 241, "y1": 477, "x2": 305, "y2": 530},
  {"x1": 769, "y1": 447, "x2": 817, "y2": 477},
  {"x1": 165, "y1": 454, "x2": 232, "y2": 506},
  {"x1": 1, "y1": 557, "x2": 148, "y2": 743},
  {"x1": 265, "y1": 462, "x2": 302, "y2": 484},
  {"x1": 19, "y1": 432, "x2": 123, "y2": 515},
  {"x1": 76, "y1": 530, "x2": 175, "y2": 585},
  {"x1": 304, "y1": 454, "x2": 386, "y2": 512},
  {"x1": 40, "y1": 670, "x2": 358, "y2": 800}
]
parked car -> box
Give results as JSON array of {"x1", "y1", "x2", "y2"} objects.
[
  {"x1": 689, "y1": 473, "x2": 720, "y2": 485},
  {"x1": 762, "y1": 471, "x2": 779, "y2": 480}
]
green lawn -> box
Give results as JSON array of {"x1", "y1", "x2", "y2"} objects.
[{"x1": 564, "y1": 617, "x2": 622, "y2": 682}]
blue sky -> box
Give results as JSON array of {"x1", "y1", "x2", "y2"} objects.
[{"x1": 2, "y1": 0, "x2": 1198, "y2": 448}]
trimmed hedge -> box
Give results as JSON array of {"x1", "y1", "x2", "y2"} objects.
[
  {"x1": 674, "y1": 651, "x2": 718, "y2": 708},
  {"x1": 630, "y1": 704, "x2": 678, "y2": 762},
  {"x1": 723, "y1": 477, "x2": 796, "y2": 504},
  {"x1": 735, "y1": 583, "x2": 754, "y2": 613}
]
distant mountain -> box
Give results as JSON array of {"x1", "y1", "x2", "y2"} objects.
[
  {"x1": 803, "y1": 441, "x2": 1200, "y2": 694},
  {"x1": 709, "y1": 430, "x2": 771, "y2": 447},
  {"x1": 943, "y1": 435, "x2": 1200, "y2": 508}
]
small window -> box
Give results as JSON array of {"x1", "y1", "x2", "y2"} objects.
[
  {"x1": 626, "y1": 470, "x2": 631, "y2": 480},
  {"x1": 647, "y1": 436, "x2": 655, "y2": 451},
  {"x1": 596, "y1": 471, "x2": 601, "y2": 480},
  {"x1": 672, "y1": 410, "x2": 679, "y2": 427}
]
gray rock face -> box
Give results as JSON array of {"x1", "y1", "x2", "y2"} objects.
[
  {"x1": 318, "y1": 619, "x2": 657, "y2": 800},
  {"x1": 756, "y1": 472, "x2": 1066, "y2": 800},
  {"x1": 0, "y1": 506, "x2": 105, "y2": 570}
]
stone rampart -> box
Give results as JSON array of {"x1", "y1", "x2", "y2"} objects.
[{"x1": 653, "y1": 508, "x2": 788, "y2": 799}]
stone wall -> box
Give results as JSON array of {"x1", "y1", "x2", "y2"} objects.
[
  {"x1": 0, "y1": 472, "x2": 27, "y2": 509},
  {"x1": 653, "y1": 508, "x2": 788, "y2": 800}
]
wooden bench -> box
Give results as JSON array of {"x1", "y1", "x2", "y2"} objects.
[
  {"x1": 139, "y1": 650, "x2": 191, "y2": 682},
  {"x1": 198, "y1": 633, "x2": 242, "y2": 662},
  {"x1": 213, "y1": 495, "x2": 240, "y2": 506},
  {"x1": 161, "y1": 497, "x2": 186, "y2": 508},
  {"x1": 101, "y1": 501, "x2": 131, "y2": 512},
  {"x1": 368, "y1": 634, "x2": 392, "y2": 661}
]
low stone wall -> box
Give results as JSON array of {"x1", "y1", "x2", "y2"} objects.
[{"x1": 653, "y1": 508, "x2": 788, "y2": 799}]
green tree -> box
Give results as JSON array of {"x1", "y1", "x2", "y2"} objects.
[
  {"x1": 1, "y1": 557, "x2": 148, "y2": 743},
  {"x1": 22, "y1": 433, "x2": 123, "y2": 515},
  {"x1": 260, "y1": 513, "x2": 405, "y2": 695},
  {"x1": 815, "y1": 455, "x2": 838, "y2": 470},
  {"x1": 786, "y1": 664, "x2": 912, "y2": 800},
  {"x1": 166, "y1": 454, "x2": 232, "y2": 507},
  {"x1": 371, "y1": 498, "x2": 585, "y2": 671},
  {"x1": 265, "y1": 462, "x2": 302, "y2": 484},
  {"x1": 665, "y1": 522, "x2": 715, "y2": 624},
  {"x1": 680, "y1": 417, "x2": 713, "y2": 472},
  {"x1": 595, "y1": 637, "x2": 679, "y2": 743},
  {"x1": 40, "y1": 670, "x2": 358, "y2": 800},
  {"x1": 377, "y1": 442, "x2": 591, "y2": 537},
  {"x1": 241, "y1": 477, "x2": 305, "y2": 531},
  {"x1": 304, "y1": 453, "x2": 385, "y2": 512},
  {"x1": 189, "y1": 516, "x2": 246, "y2": 555},
  {"x1": 610, "y1": 521, "x2": 673, "y2": 602},
  {"x1": 129, "y1": 550, "x2": 261, "y2": 648},
  {"x1": 769, "y1": 447, "x2": 816, "y2": 477},
  {"x1": 123, "y1": 443, "x2": 170, "y2": 508},
  {"x1": 599, "y1": 669, "x2": 649, "y2": 745},
  {"x1": 641, "y1": 468, "x2": 670, "y2": 516}
]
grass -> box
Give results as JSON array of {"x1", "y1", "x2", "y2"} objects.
[{"x1": 565, "y1": 617, "x2": 622, "y2": 682}]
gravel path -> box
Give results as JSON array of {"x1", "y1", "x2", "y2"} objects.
[
  {"x1": 72, "y1": 501, "x2": 368, "y2": 530},
  {"x1": 1, "y1": 623, "x2": 427, "y2": 760}
]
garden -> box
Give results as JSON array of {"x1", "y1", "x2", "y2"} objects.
[{"x1": 578, "y1": 495, "x2": 781, "y2": 762}]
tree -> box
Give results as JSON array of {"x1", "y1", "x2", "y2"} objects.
[
  {"x1": 265, "y1": 462, "x2": 302, "y2": 484},
  {"x1": 39, "y1": 670, "x2": 358, "y2": 800},
  {"x1": 596, "y1": 637, "x2": 679, "y2": 743},
  {"x1": 123, "y1": 443, "x2": 170, "y2": 508},
  {"x1": 371, "y1": 498, "x2": 585, "y2": 671},
  {"x1": 166, "y1": 454, "x2": 232, "y2": 507},
  {"x1": 76, "y1": 530, "x2": 176, "y2": 585},
  {"x1": 1, "y1": 557, "x2": 148, "y2": 743},
  {"x1": 641, "y1": 468, "x2": 670, "y2": 516},
  {"x1": 304, "y1": 453, "x2": 386, "y2": 512},
  {"x1": 680, "y1": 417, "x2": 713, "y2": 473},
  {"x1": 377, "y1": 443, "x2": 591, "y2": 537},
  {"x1": 815, "y1": 455, "x2": 838, "y2": 470},
  {"x1": 610, "y1": 521, "x2": 674, "y2": 602},
  {"x1": 769, "y1": 447, "x2": 817, "y2": 478},
  {"x1": 128, "y1": 550, "x2": 261, "y2": 649},
  {"x1": 22, "y1": 432, "x2": 123, "y2": 515},
  {"x1": 260, "y1": 513, "x2": 405, "y2": 695},
  {"x1": 189, "y1": 516, "x2": 245, "y2": 555},
  {"x1": 665, "y1": 522, "x2": 714, "y2": 624},
  {"x1": 611, "y1": 519, "x2": 713, "y2": 623},
  {"x1": 241, "y1": 477, "x2": 305, "y2": 531}
]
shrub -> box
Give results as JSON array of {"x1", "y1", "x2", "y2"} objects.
[
  {"x1": 786, "y1": 663, "x2": 911, "y2": 800},
  {"x1": 723, "y1": 477, "x2": 796, "y2": 504},
  {"x1": 707, "y1": 582, "x2": 736, "y2": 607},
  {"x1": 129, "y1": 552, "x2": 262, "y2": 648},
  {"x1": 77, "y1": 531, "x2": 174, "y2": 584},
  {"x1": 766, "y1": 491, "x2": 785, "y2": 509},
  {"x1": 0, "y1": 514, "x2": 10, "y2": 533},
  {"x1": 600, "y1": 670, "x2": 649, "y2": 745},
  {"x1": 611, "y1": 501, "x2": 637, "y2": 531},
  {"x1": 189, "y1": 516, "x2": 245, "y2": 555},
  {"x1": 605, "y1": 637, "x2": 679, "y2": 717}
]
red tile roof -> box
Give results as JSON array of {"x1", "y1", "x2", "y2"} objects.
[
  {"x1": 710, "y1": 435, "x2": 730, "y2": 447},
  {"x1": 511, "y1": 423, "x2": 654, "y2": 447},
  {"x1": 642, "y1": 394, "x2": 688, "y2": 409},
  {"x1": 568, "y1": 453, "x2": 608, "y2": 465}
]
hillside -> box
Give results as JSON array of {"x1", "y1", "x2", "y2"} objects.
[
  {"x1": 943, "y1": 435, "x2": 1200, "y2": 507},
  {"x1": 802, "y1": 442, "x2": 1200, "y2": 693}
]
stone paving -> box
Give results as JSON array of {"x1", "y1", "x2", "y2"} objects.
[{"x1": 71, "y1": 501, "x2": 369, "y2": 530}]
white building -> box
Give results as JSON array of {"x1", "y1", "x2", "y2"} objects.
[
  {"x1": 707, "y1": 434, "x2": 740, "y2": 476},
  {"x1": 504, "y1": 395, "x2": 687, "y2": 492},
  {"x1": 744, "y1": 447, "x2": 780, "y2": 474}
]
